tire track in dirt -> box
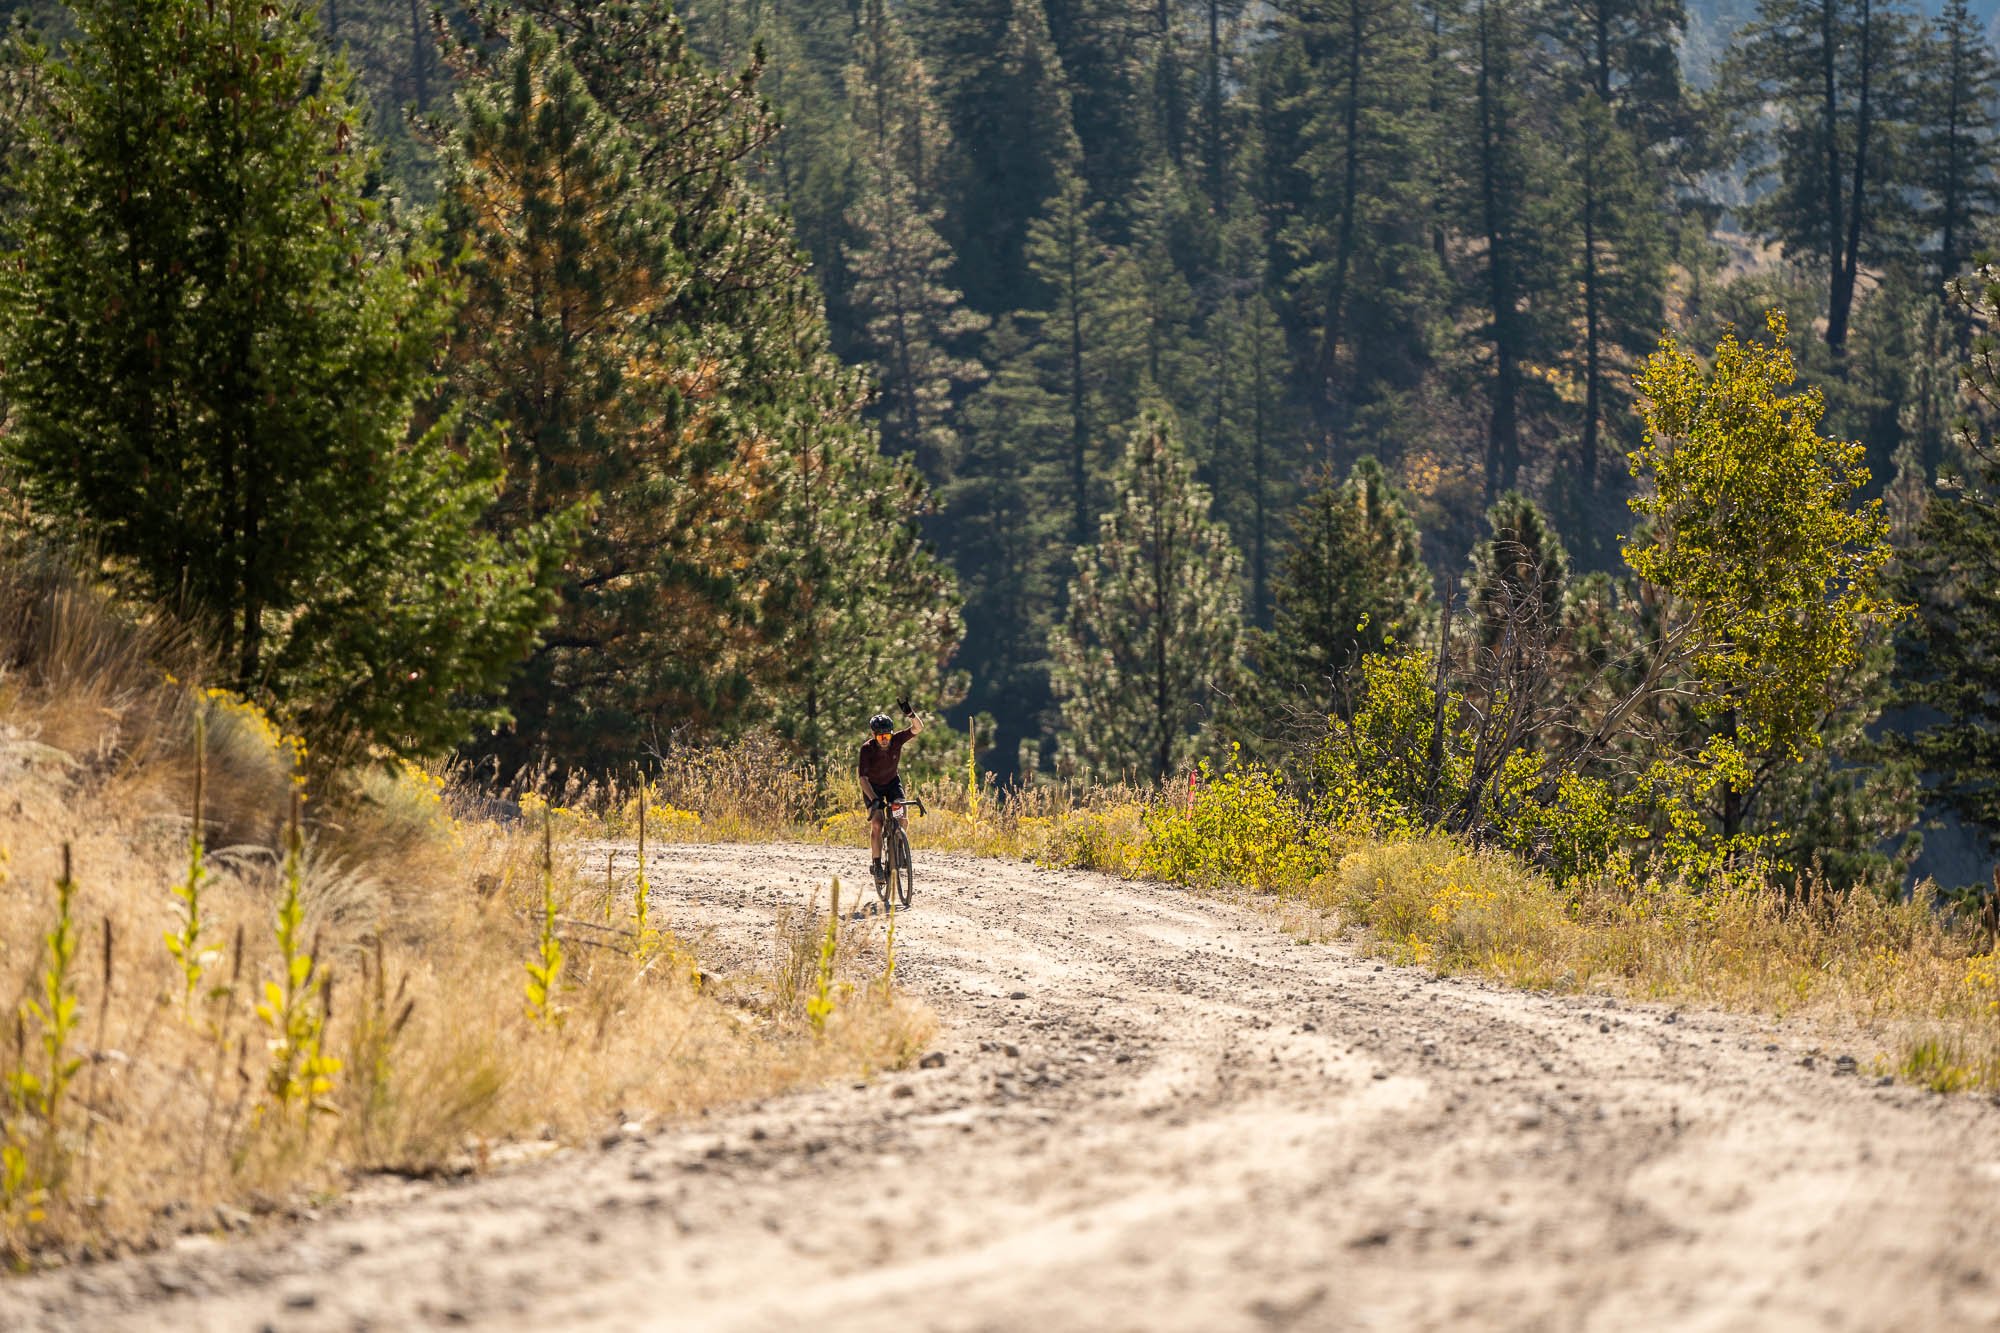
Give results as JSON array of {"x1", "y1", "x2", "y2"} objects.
[{"x1": 6, "y1": 842, "x2": 1999, "y2": 1331}]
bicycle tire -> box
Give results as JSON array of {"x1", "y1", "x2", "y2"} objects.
[
  {"x1": 875, "y1": 826, "x2": 895, "y2": 909},
  {"x1": 889, "y1": 825, "x2": 914, "y2": 908}
]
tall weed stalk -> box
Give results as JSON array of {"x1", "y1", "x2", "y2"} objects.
[
  {"x1": 2, "y1": 845, "x2": 84, "y2": 1240},
  {"x1": 807, "y1": 881, "x2": 841, "y2": 1034},
  {"x1": 634, "y1": 784, "x2": 658, "y2": 962},
  {"x1": 525, "y1": 813, "x2": 564, "y2": 1025},
  {"x1": 255, "y1": 795, "x2": 340, "y2": 1121},
  {"x1": 164, "y1": 709, "x2": 210, "y2": 1014}
]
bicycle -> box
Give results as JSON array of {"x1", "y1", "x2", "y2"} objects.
[{"x1": 876, "y1": 791, "x2": 924, "y2": 910}]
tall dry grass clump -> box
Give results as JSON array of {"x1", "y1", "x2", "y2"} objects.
[
  {"x1": 0, "y1": 551, "x2": 930, "y2": 1265},
  {"x1": 1290, "y1": 832, "x2": 2000, "y2": 1088}
]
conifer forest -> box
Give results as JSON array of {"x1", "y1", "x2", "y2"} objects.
[{"x1": 8, "y1": 0, "x2": 2000, "y2": 899}]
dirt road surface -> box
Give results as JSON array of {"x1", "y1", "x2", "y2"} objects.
[{"x1": 6, "y1": 842, "x2": 2000, "y2": 1331}]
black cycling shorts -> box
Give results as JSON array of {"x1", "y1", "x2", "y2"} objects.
[{"x1": 866, "y1": 777, "x2": 906, "y2": 810}]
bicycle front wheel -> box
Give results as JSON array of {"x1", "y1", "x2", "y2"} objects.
[
  {"x1": 889, "y1": 825, "x2": 914, "y2": 909},
  {"x1": 876, "y1": 829, "x2": 895, "y2": 909}
]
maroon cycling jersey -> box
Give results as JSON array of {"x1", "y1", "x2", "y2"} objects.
[{"x1": 857, "y1": 729, "x2": 913, "y2": 789}]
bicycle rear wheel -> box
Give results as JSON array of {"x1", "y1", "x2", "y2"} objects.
[{"x1": 889, "y1": 825, "x2": 914, "y2": 908}]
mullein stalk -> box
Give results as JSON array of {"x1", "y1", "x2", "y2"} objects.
[
  {"x1": 256, "y1": 794, "x2": 340, "y2": 1119},
  {"x1": 634, "y1": 783, "x2": 658, "y2": 963},
  {"x1": 165, "y1": 711, "x2": 209, "y2": 1014},
  {"x1": 525, "y1": 812, "x2": 564, "y2": 1025},
  {"x1": 807, "y1": 881, "x2": 841, "y2": 1035},
  {"x1": 13, "y1": 846, "x2": 83, "y2": 1193}
]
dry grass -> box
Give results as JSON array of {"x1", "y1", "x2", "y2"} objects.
[
  {"x1": 805, "y1": 770, "x2": 1156, "y2": 874},
  {"x1": 0, "y1": 554, "x2": 930, "y2": 1264},
  {"x1": 1275, "y1": 833, "x2": 2000, "y2": 1091}
]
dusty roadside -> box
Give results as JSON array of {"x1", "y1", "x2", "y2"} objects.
[{"x1": 3, "y1": 841, "x2": 1996, "y2": 1331}]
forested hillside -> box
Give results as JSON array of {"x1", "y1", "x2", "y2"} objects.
[
  {"x1": 7, "y1": 0, "x2": 2000, "y2": 895},
  {"x1": 650, "y1": 0, "x2": 2000, "y2": 891}
]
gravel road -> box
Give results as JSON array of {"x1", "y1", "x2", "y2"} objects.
[{"x1": 6, "y1": 841, "x2": 2000, "y2": 1331}]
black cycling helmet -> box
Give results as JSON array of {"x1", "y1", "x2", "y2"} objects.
[{"x1": 868, "y1": 713, "x2": 894, "y2": 734}]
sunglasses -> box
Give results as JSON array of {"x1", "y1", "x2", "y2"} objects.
[{"x1": 873, "y1": 731, "x2": 892, "y2": 740}]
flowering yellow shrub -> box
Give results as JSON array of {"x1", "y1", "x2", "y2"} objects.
[
  {"x1": 202, "y1": 687, "x2": 306, "y2": 785},
  {"x1": 617, "y1": 795, "x2": 701, "y2": 834},
  {"x1": 396, "y1": 758, "x2": 446, "y2": 805},
  {"x1": 516, "y1": 791, "x2": 583, "y2": 829},
  {"x1": 1966, "y1": 954, "x2": 2000, "y2": 1015},
  {"x1": 1140, "y1": 762, "x2": 1325, "y2": 891}
]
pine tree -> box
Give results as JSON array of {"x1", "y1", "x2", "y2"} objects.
[
  {"x1": 1049, "y1": 413, "x2": 1244, "y2": 780},
  {"x1": 1466, "y1": 491, "x2": 1571, "y2": 650},
  {"x1": 908, "y1": 0, "x2": 1079, "y2": 311},
  {"x1": 1726, "y1": 0, "x2": 1923, "y2": 357},
  {"x1": 845, "y1": 174, "x2": 989, "y2": 482},
  {"x1": 1017, "y1": 167, "x2": 1149, "y2": 548},
  {"x1": 943, "y1": 316, "x2": 1072, "y2": 775},
  {"x1": 1895, "y1": 265, "x2": 2000, "y2": 858},
  {"x1": 1200, "y1": 206, "x2": 1301, "y2": 621},
  {"x1": 848, "y1": 0, "x2": 954, "y2": 206},
  {"x1": 441, "y1": 18, "x2": 777, "y2": 772},
  {"x1": 1041, "y1": 0, "x2": 1162, "y2": 207},
  {"x1": 757, "y1": 329, "x2": 967, "y2": 780},
  {"x1": 1250, "y1": 458, "x2": 1431, "y2": 727},
  {"x1": 1913, "y1": 0, "x2": 2000, "y2": 292},
  {"x1": 1540, "y1": 0, "x2": 1683, "y2": 564},
  {"x1": 511, "y1": 0, "x2": 801, "y2": 377},
  {"x1": 1262, "y1": 0, "x2": 1445, "y2": 450},
  {"x1": 1445, "y1": 0, "x2": 1567, "y2": 500},
  {"x1": 1193, "y1": 0, "x2": 1254, "y2": 210},
  {"x1": 1127, "y1": 164, "x2": 1206, "y2": 431},
  {"x1": 0, "y1": 0, "x2": 559, "y2": 759},
  {"x1": 842, "y1": 0, "x2": 987, "y2": 482},
  {"x1": 744, "y1": 13, "x2": 863, "y2": 334}
]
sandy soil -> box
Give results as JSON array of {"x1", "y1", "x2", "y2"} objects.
[{"x1": 5, "y1": 841, "x2": 1999, "y2": 1331}]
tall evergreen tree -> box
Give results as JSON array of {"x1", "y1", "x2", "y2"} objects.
[
  {"x1": 944, "y1": 316, "x2": 1071, "y2": 773},
  {"x1": 1897, "y1": 265, "x2": 2000, "y2": 858},
  {"x1": 757, "y1": 324, "x2": 966, "y2": 780},
  {"x1": 1466, "y1": 490, "x2": 1572, "y2": 649},
  {"x1": 1200, "y1": 207, "x2": 1300, "y2": 620},
  {"x1": 1540, "y1": 0, "x2": 1683, "y2": 563},
  {"x1": 1913, "y1": 0, "x2": 2000, "y2": 293},
  {"x1": 0, "y1": 0, "x2": 559, "y2": 758},
  {"x1": 1727, "y1": 0, "x2": 1923, "y2": 357},
  {"x1": 747, "y1": 13, "x2": 864, "y2": 336},
  {"x1": 1016, "y1": 168, "x2": 1150, "y2": 548},
  {"x1": 1263, "y1": 0, "x2": 1444, "y2": 452},
  {"x1": 1128, "y1": 165, "x2": 1206, "y2": 431},
  {"x1": 444, "y1": 7, "x2": 966, "y2": 773},
  {"x1": 1447, "y1": 0, "x2": 1566, "y2": 500},
  {"x1": 1049, "y1": 413, "x2": 1243, "y2": 780},
  {"x1": 1194, "y1": 0, "x2": 1253, "y2": 210},
  {"x1": 443, "y1": 20, "x2": 781, "y2": 771},
  {"x1": 842, "y1": 0, "x2": 987, "y2": 481},
  {"x1": 1041, "y1": 0, "x2": 1161, "y2": 208},
  {"x1": 1250, "y1": 457, "x2": 1431, "y2": 727},
  {"x1": 845, "y1": 173, "x2": 989, "y2": 483},
  {"x1": 848, "y1": 0, "x2": 954, "y2": 205},
  {"x1": 907, "y1": 0, "x2": 1079, "y2": 311}
]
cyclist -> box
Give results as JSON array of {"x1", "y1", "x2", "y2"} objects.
[{"x1": 859, "y1": 708, "x2": 922, "y2": 884}]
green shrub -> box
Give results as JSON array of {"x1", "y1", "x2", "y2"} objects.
[{"x1": 1141, "y1": 758, "x2": 1326, "y2": 891}]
